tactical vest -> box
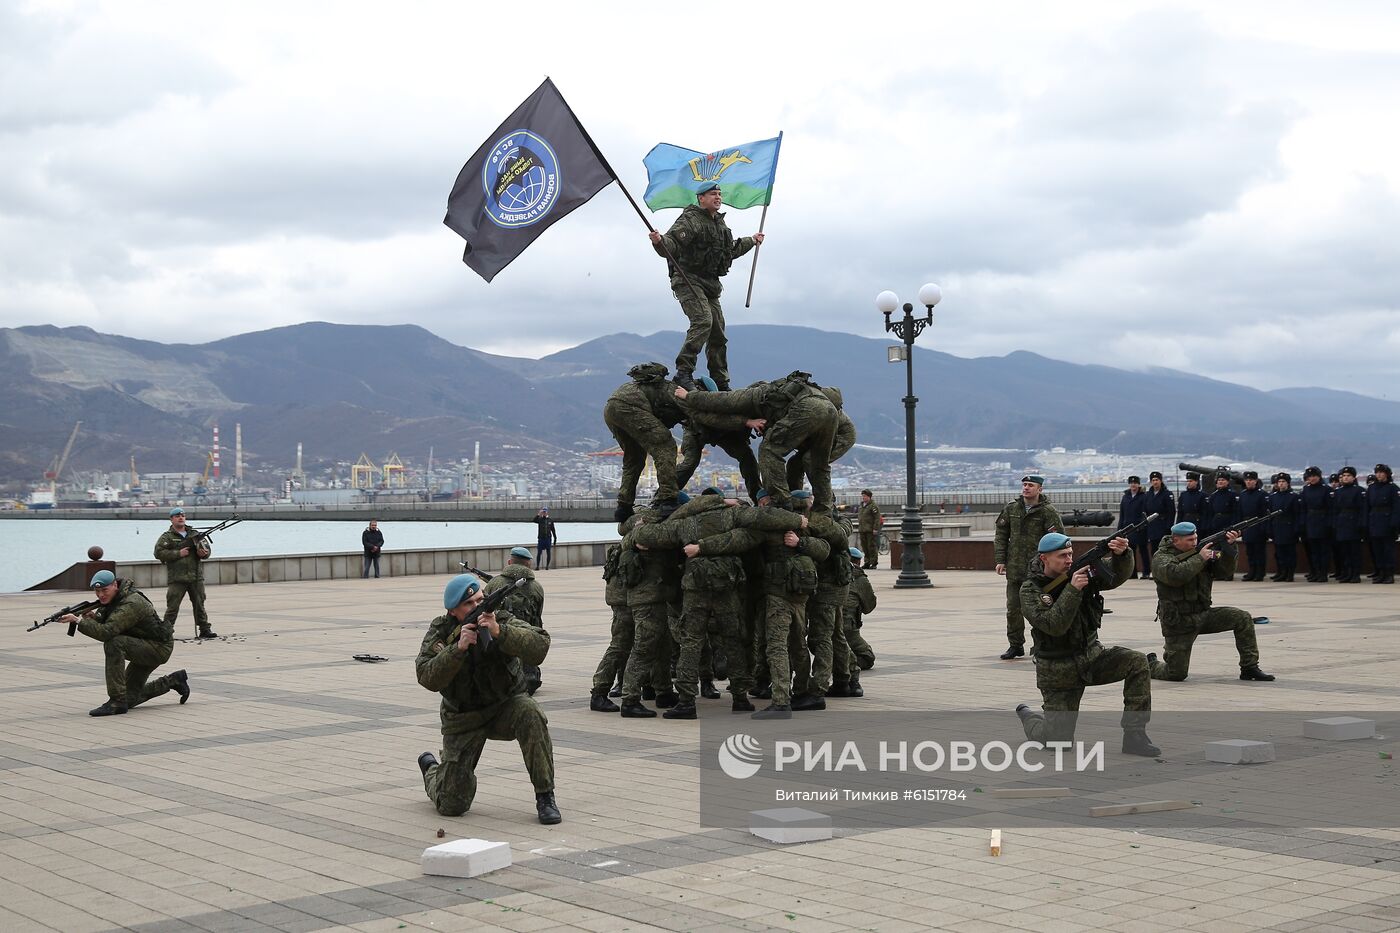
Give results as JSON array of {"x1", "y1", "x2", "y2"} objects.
[
  {"x1": 1026, "y1": 579, "x2": 1103, "y2": 659},
  {"x1": 669, "y1": 207, "x2": 735, "y2": 279}
]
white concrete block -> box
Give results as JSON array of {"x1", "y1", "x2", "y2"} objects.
[
  {"x1": 1303, "y1": 717, "x2": 1375, "y2": 741},
  {"x1": 1204, "y1": 739, "x2": 1275, "y2": 764},
  {"x1": 749, "y1": 807, "x2": 832, "y2": 844},
  {"x1": 421, "y1": 838, "x2": 511, "y2": 878}
]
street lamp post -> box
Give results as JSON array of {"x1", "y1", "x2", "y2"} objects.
[{"x1": 877, "y1": 283, "x2": 942, "y2": 588}]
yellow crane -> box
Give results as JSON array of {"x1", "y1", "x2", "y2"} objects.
[{"x1": 43, "y1": 421, "x2": 82, "y2": 499}]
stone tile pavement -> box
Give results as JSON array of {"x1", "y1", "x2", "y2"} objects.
[{"x1": 2, "y1": 566, "x2": 1398, "y2": 932}]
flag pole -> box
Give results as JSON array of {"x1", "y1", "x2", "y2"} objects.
[
  {"x1": 554, "y1": 79, "x2": 704, "y2": 300},
  {"x1": 744, "y1": 131, "x2": 782, "y2": 308}
]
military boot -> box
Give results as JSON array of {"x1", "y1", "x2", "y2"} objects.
[
  {"x1": 847, "y1": 674, "x2": 864, "y2": 697},
  {"x1": 535, "y1": 791, "x2": 562, "y2": 825},
  {"x1": 417, "y1": 752, "x2": 438, "y2": 776},
  {"x1": 620, "y1": 701, "x2": 657, "y2": 718},
  {"x1": 197, "y1": 624, "x2": 219, "y2": 639},
  {"x1": 826, "y1": 681, "x2": 852, "y2": 698},
  {"x1": 752, "y1": 703, "x2": 791, "y2": 720},
  {"x1": 662, "y1": 701, "x2": 697, "y2": 720},
  {"x1": 1240, "y1": 666, "x2": 1276, "y2": 682},
  {"x1": 89, "y1": 699, "x2": 127, "y2": 717},
  {"x1": 699, "y1": 680, "x2": 721, "y2": 699},
  {"x1": 673, "y1": 371, "x2": 696, "y2": 391},
  {"x1": 1015, "y1": 703, "x2": 1035, "y2": 724},
  {"x1": 642, "y1": 685, "x2": 656, "y2": 700},
  {"x1": 750, "y1": 682, "x2": 772, "y2": 699},
  {"x1": 731, "y1": 694, "x2": 755, "y2": 712},
  {"x1": 608, "y1": 681, "x2": 623, "y2": 698},
  {"x1": 791, "y1": 693, "x2": 827, "y2": 712},
  {"x1": 171, "y1": 669, "x2": 190, "y2": 704},
  {"x1": 590, "y1": 693, "x2": 619, "y2": 713},
  {"x1": 613, "y1": 502, "x2": 634, "y2": 523},
  {"x1": 1122, "y1": 730, "x2": 1161, "y2": 757},
  {"x1": 654, "y1": 690, "x2": 680, "y2": 709},
  {"x1": 999, "y1": 645, "x2": 1025, "y2": 660}
]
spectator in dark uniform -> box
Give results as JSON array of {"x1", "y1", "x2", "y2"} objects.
[
  {"x1": 1142, "y1": 471, "x2": 1175, "y2": 572},
  {"x1": 1328, "y1": 472, "x2": 1345, "y2": 579},
  {"x1": 1177, "y1": 472, "x2": 1208, "y2": 527},
  {"x1": 1366, "y1": 463, "x2": 1397, "y2": 584},
  {"x1": 1118, "y1": 476, "x2": 1148, "y2": 579},
  {"x1": 1268, "y1": 473, "x2": 1301, "y2": 581},
  {"x1": 1237, "y1": 471, "x2": 1272, "y2": 581},
  {"x1": 1331, "y1": 466, "x2": 1366, "y2": 583},
  {"x1": 1205, "y1": 472, "x2": 1239, "y2": 535},
  {"x1": 1298, "y1": 466, "x2": 1333, "y2": 582}
]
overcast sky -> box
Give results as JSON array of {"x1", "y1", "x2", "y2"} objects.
[{"x1": 3, "y1": 1, "x2": 1398, "y2": 395}]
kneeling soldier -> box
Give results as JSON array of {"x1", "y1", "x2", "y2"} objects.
[
  {"x1": 1149, "y1": 522, "x2": 1275, "y2": 683},
  {"x1": 415, "y1": 574, "x2": 561, "y2": 825},
  {"x1": 60, "y1": 570, "x2": 189, "y2": 716},
  {"x1": 1015, "y1": 533, "x2": 1159, "y2": 757}
]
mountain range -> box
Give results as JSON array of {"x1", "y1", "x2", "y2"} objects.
[{"x1": 2, "y1": 322, "x2": 1397, "y2": 486}]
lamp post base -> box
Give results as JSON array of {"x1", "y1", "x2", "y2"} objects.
[{"x1": 894, "y1": 506, "x2": 933, "y2": 588}]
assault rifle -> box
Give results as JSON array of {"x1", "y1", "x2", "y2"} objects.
[
  {"x1": 1041, "y1": 513, "x2": 1159, "y2": 594},
  {"x1": 27, "y1": 598, "x2": 100, "y2": 636},
  {"x1": 455, "y1": 576, "x2": 526, "y2": 651},
  {"x1": 1193, "y1": 510, "x2": 1283, "y2": 556},
  {"x1": 457, "y1": 561, "x2": 494, "y2": 582},
  {"x1": 189, "y1": 516, "x2": 242, "y2": 559}
]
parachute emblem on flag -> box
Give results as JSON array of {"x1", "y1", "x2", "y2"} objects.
[{"x1": 687, "y1": 149, "x2": 753, "y2": 183}]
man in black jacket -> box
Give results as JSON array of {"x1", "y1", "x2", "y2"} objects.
[{"x1": 362, "y1": 520, "x2": 384, "y2": 579}]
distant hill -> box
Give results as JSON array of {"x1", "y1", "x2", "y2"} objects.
[{"x1": 0, "y1": 321, "x2": 1396, "y2": 485}]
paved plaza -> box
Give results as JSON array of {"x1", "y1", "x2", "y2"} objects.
[{"x1": 3, "y1": 565, "x2": 1399, "y2": 933}]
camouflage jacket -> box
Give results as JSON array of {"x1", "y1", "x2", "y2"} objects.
[
  {"x1": 1151, "y1": 535, "x2": 1237, "y2": 631},
  {"x1": 843, "y1": 566, "x2": 877, "y2": 624},
  {"x1": 680, "y1": 373, "x2": 832, "y2": 428},
  {"x1": 656, "y1": 204, "x2": 755, "y2": 292},
  {"x1": 154, "y1": 525, "x2": 211, "y2": 583},
  {"x1": 633, "y1": 494, "x2": 803, "y2": 591},
  {"x1": 606, "y1": 378, "x2": 687, "y2": 430},
  {"x1": 484, "y1": 564, "x2": 544, "y2": 629},
  {"x1": 807, "y1": 512, "x2": 854, "y2": 603},
  {"x1": 1019, "y1": 548, "x2": 1133, "y2": 659},
  {"x1": 618, "y1": 508, "x2": 682, "y2": 607},
  {"x1": 858, "y1": 500, "x2": 883, "y2": 533},
  {"x1": 994, "y1": 496, "x2": 1065, "y2": 583},
  {"x1": 77, "y1": 578, "x2": 172, "y2": 644},
  {"x1": 415, "y1": 608, "x2": 549, "y2": 733}
]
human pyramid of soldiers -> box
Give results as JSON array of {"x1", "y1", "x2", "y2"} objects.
[{"x1": 42, "y1": 180, "x2": 1400, "y2": 826}]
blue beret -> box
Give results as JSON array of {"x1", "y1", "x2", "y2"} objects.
[
  {"x1": 849, "y1": 547, "x2": 864, "y2": 560},
  {"x1": 169, "y1": 507, "x2": 184, "y2": 517},
  {"x1": 676, "y1": 491, "x2": 690, "y2": 504},
  {"x1": 1037, "y1": 532, "x2": 1072, "y2": 552},
  {"x1": 696, "y1": 182, "x2": 720, "y2": 195},
  {"x1": 89, "y1": 569, "x2": 116, "y2": 588},
  {"x1": 789, "y1": 489, "x2": 811, "y2": 499},
  {"x1": 1021, "y1": 475, "x2": 1045, "y2": 486},
  {"x1": 701, "y1": 486, "x2": 722, "y2": 496},
  {"x1": 697, "y1": 376, "x2": 718, "y2": 392},
  {"x1": 755, "y1": 488, "x2": 769, "y2": 499},
  {"x1": 443, "y1": 573, "x2": 481, "y2": 610},
  {"x1": 510, "y1": 546, "x2": 532, "y2": 560},
  {"x1": 1171, "y1": 522, "x2": 1196, "y2": 535}
]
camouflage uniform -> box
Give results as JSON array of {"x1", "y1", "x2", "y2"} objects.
[
  {"x1": 591, "y1": 545, "x2": 633, "y2": 696},
  {"x1": 675, "y1": 407, "x2": 763, "y2": 502},
  {"x1": 680, "y1": 373, "x2": 839, "y2": 512},
  {"x1": 1018, "y1": 549, "x2": 1151, "y2": 742},
  {"x1": 414, "y1": 608, "x2": 553, "y2": 816},
  {"x1": 154, "y1": 524, "x2": 211, "y2": 634},
  {"x1": 753, "y1": 521, "x2": 829, "y2": 705},
  {"x1": 634, "y1": 494, "x2": 803, "y2": 703},
  {"x1": 1150, "y1": 536, "x2": 1260, "y2": 680},
  {"x1": 858, "y1": 499, "x2": 883, "y2": 569},
  {"x1": 842, "y1": 565, "x2": 877, "y2": 672},
  {"x1": 618, "y1": 509, "x2": 681, "y2": 705},
  {"x1": 786, "y1": 393, "x2": 855, "y2": 493},
  {"x1": 653, "y1": 203, "x2": 756, "y2": 387},
  {"x1": 994, "y1": 495, "x2": 1064, "y2": 650},
  {"x1": 603, "y1": 364, "x2": 686, "y2": 509},
  {"x1": 803, "y1": 511, "x2": 855, "y2": 696},
  {"x1": 485, "y1": 563, "x2": 545, "y2": 694},
  {"x1": 76, "y1": 578, "x2": 181, "y2": 708}
]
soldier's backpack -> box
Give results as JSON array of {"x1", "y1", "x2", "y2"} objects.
[
  {"x1": 628, "y1": 361, "x2": 669, "y2": 384},
  {"x1": 602, "y1": 544, "x2": 622, "y2": 582}
]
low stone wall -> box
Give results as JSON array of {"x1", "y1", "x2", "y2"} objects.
[{"x1": 30, "y1": 541, "x2": 615, "y2": 592}]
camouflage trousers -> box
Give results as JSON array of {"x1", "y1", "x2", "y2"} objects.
[
  {"x1": 164, "y1": 579, "x2": 208, "y2": 631},
  {"x1": 672, "y1": 280, "x2": 727, "y2": 386},
  {"x1": 591, "y1": 605, "x2": 633, "y2": 695},
  {"x1": 1019, "y1": 645, "x2": 1152, "y2": 743},
  {"x1": 804, "y1": 593, "x2": 845, "y2": 693},
  {"x1": 758, "y1": 395, "x2": 836, "y2": 511},
  {"x1": 103, "y1": 636, "x2": 177, "y2": 706},
  {"x1": 1005, "y1": 578, "x2": 1027, "y2": 648},
  {"x1": 859, "y1": 531, "x2": 879, "y2": 567},
  {"x1": 681, "y1": 588, "x2": 753, "y2": 698},
  {"x1": 763, "y1": 592, "x2": 808, "y2": 705},
  {"x1": 621, "y1": 601, "x2": 676, "y2": 702},
  {"x1": 602, "y1": 402, "x2": 679, "y2": 508},
  {"x1": 844, "y1": 613, "x2": 875, "y2": 670},
  {"x1": 1150, "y1": 607, "x2": 1259, "y2": 681},
  {"x1": 422, "y1": 695, "x2": 554, "y2": 817}
]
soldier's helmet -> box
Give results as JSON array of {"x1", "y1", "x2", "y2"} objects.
[{"x1": 628, "y1": 361, "x2": 670, "y2": 383}]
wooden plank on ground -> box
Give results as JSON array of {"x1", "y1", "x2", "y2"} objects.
[
  {"x1": 989, "y1": 829, "x2": 1001, "y2": 857},
  {"x1": 1088, "y1": 800, "x2": 1195, "y2": 818}
]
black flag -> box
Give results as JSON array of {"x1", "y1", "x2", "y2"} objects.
[{"x1": 444, "y1": 78, "x2": 616, "y2": 282}]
